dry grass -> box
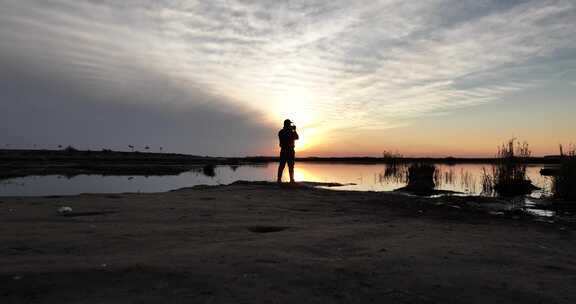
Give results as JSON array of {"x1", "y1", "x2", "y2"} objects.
[{"x1": 489, "y1": 138, "x2": 536, "y2": 196}]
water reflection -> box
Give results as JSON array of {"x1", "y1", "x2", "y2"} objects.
[
  {"x1": 524, "y1": 198, "x2": 556, "y2": 217},
  {"x1": 201, "y1": 164, "x2": 216, "y2": 177},
  {"x1": 0, "y1": 163, "x2": 552, "y2": 198},
  {"x1": 378, "y1": 163, "x2": 406, "y2": 184}
]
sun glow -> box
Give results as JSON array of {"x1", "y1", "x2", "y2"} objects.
[
  {"x1": 295, "y1": 133, "x2": 309, "y2": 152},
  {"x1": 293, "y1": 168, "x2": 306, "y2": 181},
  {"x1": 271, "y1": 87, "x2": 322, "y2": 152},
  {"x1": 294, "y1": 126, "x2": 323, "y2": 152},
  {"x1": 293, "y1": 166, "x2": 318, "y2": 182}
]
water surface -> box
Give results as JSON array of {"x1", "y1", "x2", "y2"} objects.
[{"x1": 0, "y1": 163, "x2": 550, "y2": 197}]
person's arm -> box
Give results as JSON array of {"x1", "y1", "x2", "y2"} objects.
[{"x1": 293, "y1": 130, "x2": 299, "y2": 140}]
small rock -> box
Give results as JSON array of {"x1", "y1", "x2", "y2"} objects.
[{"x1": 57, "y1": 206, "x2": 73, "y2": 215}]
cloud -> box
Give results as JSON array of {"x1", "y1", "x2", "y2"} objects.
[
  {"x1": 1, "y1": 0, "x2": 575, "y2": 154},
  {"x1": 0, "y1": 47, "x2": 273, "y2": 156}
]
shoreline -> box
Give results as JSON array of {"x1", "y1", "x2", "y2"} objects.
[{"x1": 2, "y1": 181, "x2": 575, "y2": 303}]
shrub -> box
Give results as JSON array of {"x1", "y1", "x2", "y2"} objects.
[
  {"x1": 63, "y1": 145, "x2": 78, "y2": 153},
  {"x1": 554, "y1": 144, "x2": 576, "y2": 200},
  {"x1": 406, "y1": 163, "x2": 438, "y2": 191}
]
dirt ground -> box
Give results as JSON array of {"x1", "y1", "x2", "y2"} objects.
[{"x1": 1, "y1": 181, "x2": 575, "y2": 303}]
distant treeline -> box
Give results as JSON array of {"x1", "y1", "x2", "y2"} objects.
[
  {"x1": 0, "y1": 149, "x2": 562, "y2": 164},
  {"x1": 0, "y1": 148, "x2": 225, "y2": 164},
  {"x1": 242, "y1": 156, "x2": 562, "y2": 164}
]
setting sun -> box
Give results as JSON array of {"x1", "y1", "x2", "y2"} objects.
[
  {"x1": 295, "y1": 133, "x2": 308, "y2": 152},
  {"x1": 295, "y1": 127, "x2": 323, "y2": 153}
]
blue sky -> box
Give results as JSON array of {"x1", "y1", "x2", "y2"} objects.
[{"x1": 1, "y1": 0, "x2": 575, "y2": 156}]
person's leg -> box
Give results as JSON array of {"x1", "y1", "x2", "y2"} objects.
[
  {"x1": 288, "y1": 163, "x2": 295, "y2": 182},
  {"x1": 277, "y1": 150, "x2": 286, "y2": 183},
  {"x1": 288, "y1": 150, "x2": 296, "y2": 183}
]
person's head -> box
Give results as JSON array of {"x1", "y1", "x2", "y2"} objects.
[{"x1": 283, "y1": 119, "x2": 292, "y2": 128}]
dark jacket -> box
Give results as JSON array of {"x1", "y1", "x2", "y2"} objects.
[{"x1": 278, "y1": 128, "x2": 299, "y2": 149}]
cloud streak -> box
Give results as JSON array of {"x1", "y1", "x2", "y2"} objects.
[{"x1": 1, "y1": 0, "x2": 575, "y2": 154}]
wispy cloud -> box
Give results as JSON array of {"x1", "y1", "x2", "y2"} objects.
[{"x1": 1, "y1": 0, "x2": 575, "y2": 153}]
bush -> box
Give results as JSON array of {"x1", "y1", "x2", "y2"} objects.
[
  {"x1": 62, "y1": 146, "x2": 78, "y2": 153},
  {"x1": 554, "y1": 145, "x2": 576, "y2": 200},
  {"x1": 406, "y1": 163, "x2": 438, "y2": 191}
]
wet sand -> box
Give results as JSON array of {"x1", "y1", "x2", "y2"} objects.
[{"x1": 1, "y1": 181, "x2": 575, "y2": 303}]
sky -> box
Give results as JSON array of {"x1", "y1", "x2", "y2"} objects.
[{"x1": 1, "y1": 0, "x2": 575, "y2": 157}]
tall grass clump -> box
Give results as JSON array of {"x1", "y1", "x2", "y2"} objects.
[
  {"x1": 382, "y1": 150, "x2": 403, "y2": 166},
  {"x1": 491, "y1": 138, "x2": 537, "y2": 196},
  {"x1": 380, "y1": 150, "x2": 405, "y2": 183},
  {"x1": 554, "y1": 144, "x2": 576, "y2": 200}
]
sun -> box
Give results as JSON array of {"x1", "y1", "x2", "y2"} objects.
[
  {"x1": 295, "y1": 133, "x2": 309, "y2": 152},
  {"x1": 293, "y1": 167, "x2": 309, "y2": 181},
  {"x1": 294, "y1": 126, "x2": 320, "y2": 152},
  {"x1": 294, "y1": 122, "x2": 325, "y2": 153},
  {"x1": 275, "y1": 113, "x2": 315, "y2": 152},
  {"x1": 269, "y1": 86, "x2": 323, "y2": 152}
]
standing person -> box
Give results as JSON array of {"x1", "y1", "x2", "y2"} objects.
[{"x1": 277, "y1": 119, "x2": 299, "y2": 183}]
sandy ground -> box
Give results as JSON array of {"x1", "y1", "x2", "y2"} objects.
[{"x1": 1, "y1": 181, "x2": 575, "y2": 303}]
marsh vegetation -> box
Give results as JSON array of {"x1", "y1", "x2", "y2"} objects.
[
  {"x1": 481, "y1": 138, "x2": 538, "y2": 197},
  {"x1": 554, "y1": 144, "x2": 576, "y2": 200}
]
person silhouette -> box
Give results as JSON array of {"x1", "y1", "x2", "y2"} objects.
[{"x1": 277, "y1": 119, "x2": 299, "y2": 183}]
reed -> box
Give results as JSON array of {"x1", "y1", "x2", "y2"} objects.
[
  {"x1": 379, "y1": 164, "x2": 406, "y2": 184},
  {"x1": 481, "y1": 167, "x2": 494, "y2": 195},
  {"x1": 379, "y1": 150, "x2": 406, "y2": 183},
  {"x1": 382, "y1": 150, "x2": 403, "y2": 166}
]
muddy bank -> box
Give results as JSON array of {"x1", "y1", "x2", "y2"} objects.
[{"x1": 1, "y1": 182, "x2": 575, "y2": 303}]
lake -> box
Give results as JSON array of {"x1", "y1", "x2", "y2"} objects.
[{"x1": 0, "y1": 163, "x2": 551, "y2": 197}]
